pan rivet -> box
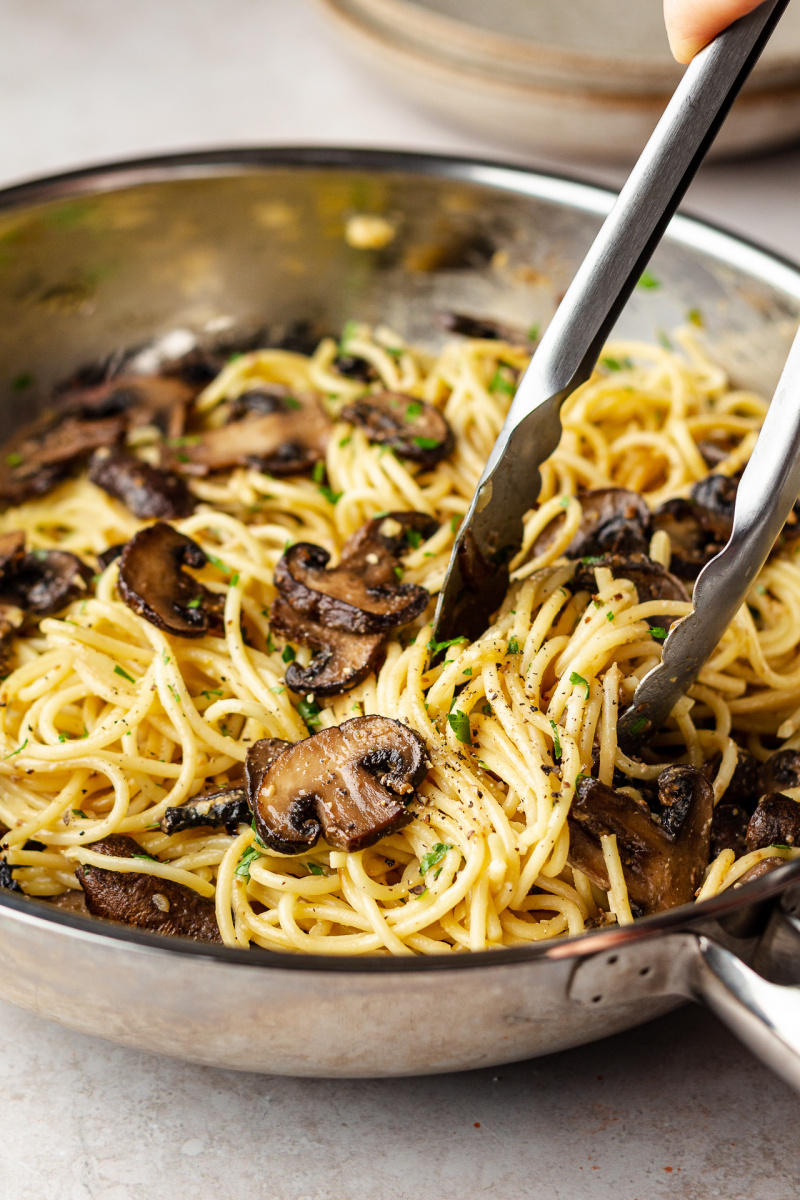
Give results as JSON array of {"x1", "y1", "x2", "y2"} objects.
[
  {"x1": 639, "y1": 966, "x2": 651, "y2": 976},
  {"x1": 591, "y1": 994, "x2": 603, "y2": 1003}
]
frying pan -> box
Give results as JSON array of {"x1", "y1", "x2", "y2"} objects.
[{"x1": 1, "y1": 148, "x2": 800, "y2": 1086}]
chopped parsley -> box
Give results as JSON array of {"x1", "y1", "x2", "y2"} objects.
[
  {"x1": 450, "y1": 515, "x2": 461, "y2": 533},
  {"x1": 4, "y1": 738, "x2": 28, "y2": 759},
  {"x1": 406, "y1": 529, "x2": 422, "y2": 549},
  {"x1": 131, "y1": 851, "x2": 158, "y2": 863},
  {"x1": 72, "y1": 808, "x2": 87, "y2": 819},
  {"x1": 581, "y1": 555, "x2": 604, "y2": 565},
  {"x1": 339, "y1": 435, "x2": 352, "y2": 448},
  {"x1": 638, "y1": 270, "x2": 661, "y2": 290},
  {"x1": 413, "y1": 436, "x2": 440, "y2": 451},
  {"x1": 601, "y1": 356, "x2": 633, "y2": 371},
  {"x1": 12, "y1": 372, "x2": 34, "y2": 391},
  {"x1": 448, "y1": 709, "x2": 471, "y2": 745},
  {"x1": 186, "y1": 597, "x2": 203, "y2": 610},
  {"x1": 606, "y1": 611, "x2": 615, "y2": 622},
  {"x1": 318, "y1": 483, "x2": 343, "y2": 505},
  {"x1": 481, "y1": 703, "x2": 492, "y2": 715},
  {"x1": 5, "y1": 452, "x2": 22, "y2": 468},
  {"x1": 489, "y1": 368, "x2": 515, "y2": 396},
  {"x1": 419, "y1": 843, "x2": 453, "y2": 877},
  {"x1": 265, "y1": 630, "x2": 275, "y2": 653},
  {"x1": 650, "y1": 626, "x2": 668, "y2": 640},
  {"x1": 569, "y1": 671, "x2": 589, "y2": 694},
  {"x1": 113, "y1": 665, "x2": 136, "y2": 685},
  {"x1": 428, "y1": 634, "x2": 467, "y2": 658},
  {"x1": 507, "y1": 635, "x2": 520, "y2": 654},
  {"x1": 230, "y1": 572, "x2": 240, "y2": 588},
  {"x1": 463, "y1": 666, "x2": 473, "y2": 676},
  {"x1": 687, "y1": 307, "x2": 704, "y2": 327},
  {"x1": 527, "y1": 323, "x2": 540, "y2": 342},
  {"x1": 339, "y1": 319, "x2": 360, "y2": 350},
  {"x1": 405, "y1": 401, "x2": 423, "y2": 421},
  {"x1": 282, "y1": 645, "x2": 296, "y2": 663},
  {"x1": 657, "y1": 329, "x2": 673, "y2": 351},
  {"x1": 307, "y1": 862, "x2": 326, "y2": 876},
  {"x1": 283, "y1": 396, "x2": 302, "y2": 411},
  {"x1": 201, "y1": 688, "x2": 223, "y2": 700},
  {"x1": 206, "y1": 552, "x2": 231, "y2": 575},
  {"x1": 234, "y1": 845, "x2": 261, "y2": 880},
  {"x1": 549, "y1": 720, "x2": 562, "y2": 761},
  {"x1": 630, "y1": 716, "x2": 649, "y2": 736},
  {"x1": 393, "y1": 565, "x2": 403, "y2": 580},
  {"x1": 297, "y1": 696, "x2": 322, "y2": 730},
  {"x1": 164, "y1": 435, "x2": 201, "y2": 448},
  {"x1": 312, "y1": 461, "x2": 326, "y2": 484}
]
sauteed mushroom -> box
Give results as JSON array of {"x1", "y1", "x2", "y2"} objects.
[
  {"x1": 243, "y1": 737, "x2": 294, "y2": 800},
  {"x1": 651, "y1": 497, "x2": 721, "y2": 579},
  {"x1": 60, "y1": 372, "x2": 195, "y2": 439},
  {"x1": 690, "y1": 472, "x2": 738, "y2": 542},
  {"x1": 161, "y1": 783, "x2": 252, "y2": 836},
  {"x1": 75, "y1": 834, "x2": 221, "y2": 942},
  {"x1": 759, "y1": 749, "x2": 800, "y2": 796},
  {"x1": 435, "y1": 311, "x2": 531, "y2": 342},
  {"x1": 0, "y1": 411, "x2": 127, "y2": 505},
  {"x1": 572, "y1": 552, "x2": 689, "y2": 621},
  {"x1": 746, "y1": 793, "x2": 800, "y2": 851},
  {"x1": 710, "y1": 803, "x2": 750, "y2": 858},
  {"x1": 10, "y1": 549, "x2": 92, "y2": 616},
  {"x1": 567, "y1": 765, "x2": 713, "y2": 914},
  {"x1": 341, "y1": 392, "x2": 454, "y2": 468},
  {"x1": 248, "y1": 715, "x2": 427, "y2": 853},
  {"x1": 568, "y1": 488, "x2": 651, "y2": 559},
  {"x1": 274, "y1": 522, "x2": 432, "y2": 635},
  {"x1": 89, "y1": 447, "x2": 195, "y2": 519},
  {"x1": 734, "y1": 856, "x2": 786, "y2": 886},
  {"x1": 168, "y1": 386, "x2": 331, "y2": 477},
  {"x1": 271, "y1": 597, "x2": 384, "y2": 696},
  {"x1": 118, "y1": 523, "x2": 224, "y2": 637}
]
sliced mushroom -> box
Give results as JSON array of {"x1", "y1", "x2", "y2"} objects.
[
  {"x1": 690, "y1": 473, "x2": 738, "y2": 543},
  {"x1": 89, "y1": 447, "x2": 195, "y2": 519},
  {"x1": 733, "y1": 856, "x2": 787, "y2": 887},
  {"x1": 651, "y1": 497, "x2": 721, "y2": 580},
  {"x1": 161, "y1": 775, "x2": 262, "y2": 836},
  {"x1": 552, "y1": 488, "x2": 651, "y2": 560},
  {"x1": 118, "y1": 523, "x2": 224, "y2": 638},
  {"x1": 710, "y1": 803, "x2": 749, "y2": 858},
  {"x1": 697, "y1": 437, "x2": 736, "y2": 468},
  {"x1": 243, "y1": 736, "x2": 295, "y2": 802},
  {"x1": 273, "y1": 514, "x2": 433, "y2": 636},
  {"x1": 249, "y1": 715, "x2": 428, "y2": 853},
  {"x1": 746, "y1": 793, "x2": 800, "y2": 851},
  {"x1": 7, "y1": 549, "x2": 92, "y2": 615},
  {"x1": 61, "y1": 373, "x2": 195, "y2": 440},
  {"x1": 435, "y1": 311, "x2": 531, "y2": 342},
  {"x1": 759, "y1": 749, "x2": 800, "y2": 796},
  {"x1": 0, "y1": 411, "x2": 127, "y2": 504},
  {"x1": 333, "y1": 354, "x2": 378, "y2": 383},
  {"x1": 0, "y1": 532, "x2": 26, "y2": 582},
  {"x1": 168, "y1": 386, "x2": 331, "y2": 477},
  {"x1": 97, "y1": 542, "x2": 127, "y2": 571},
  {"x1": 567, "y1": 765, "x2": 713, "y2": 914},
  {"x1": 0, "y1": 859, "x2": 22, "y2": 892},
  {"x1": 271, "y1": 596, "x2": 384, "y2": 696},
  {"x1": 75, "y1": 834, "x2": 221, "y2": 942},
  {"x1": 341, "y1": 392, "x2": 454, "y2": 467},
  {"x1": 572, "y1": 552, "x2": 689, "y2": 624},
  {"x1": 703, "y1": 746, "x2": 761, "y2": 814}
]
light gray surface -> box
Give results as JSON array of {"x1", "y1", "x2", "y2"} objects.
[
  {"x1": 1, "y1": 0, "x2": 800, "y2": 1195},
  {"x1": 2, "y1": 997, "x2": 798, "y2": 1200}
]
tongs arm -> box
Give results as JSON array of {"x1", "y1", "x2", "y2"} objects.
[{"x1": 434, "y1": 0, "x2": 790, "y2": 643}]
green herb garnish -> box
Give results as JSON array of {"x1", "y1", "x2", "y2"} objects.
[
  {"x1": 448, "y1": 709, "x2": 472, "y2": 745},
  {"x1": 5, "y1": 452, "x2": 22, "y2": 468},
  {"x1": 206, "y1": 552, "x2": 231, "y2": 575},
  {"x1": 234, "y1": 845, "x2": 261, "y2": 880},
  {"x1": 201, "y1": 688, "x2": 223, "y2": 700},
  {"x1": 12, "y1": 372, "x2": 34, "y2": 391},
  {"x1": 405, "y1": 401, "x2": 423, "y2": 421},
  {"x1": 549, "y1": 720, "x2": 562, "y2": 761},
  {"x1": 186, "y1": 597, "x2": 202, "y2": 609},
  {"x1": 428, "y1": 635, "x2": 467, "y2": 658},
  {"x1": 113, "y1": 665, "x2": 135, "y2": 685},
  {"x1": 630, "y1": 716, "x2": 649, "y2": 736},
  {"x1": 413, "y1": 436, "x2": 440, "y2": 451},
  {"x1": 131, "y1": 851, "x2": 158, "y2": 863},
  {"x1": 312, "y1": 461, "x2": 326, "y2": 484},
  {"x1": 527, "y1": 323, "x2": 540, "y2": 342},
  {"x1": 489, "y1": 369, "x2": 515, "y2": 396},
  {"x1": 318, "y1": 484, "x2": 343, "y2": 505},
  {"x1": 507, "y1": 635, "x2": 519, "y2": 654},
  {"x1": 569, "y1": 671, "x2": 589, "y2": 693},
  {"x1": 282, "y1": 645, "x2": 296, "y2": 663},
  {"x1": 419, "y1": 843, "x2": 453, "y2": 877},
  {"x1": 307, "y1": 862, "x2": 326, "y2": 876},
  {"x1": 72, "y1": 808, "x2": 87, "y2": 819},
  {"x1": 650, "y1": 626, "x2": 668, "y2": 640},
  {"x1": 638, "y1": 270, "x2": 661, "y2": 290},
  {"x1": 297, "y1": 697, "x2": 322, "y2": 730}
]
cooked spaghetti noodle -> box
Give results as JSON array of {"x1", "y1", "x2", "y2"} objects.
[{"x1": 1, "y1": 321, "x2": 799, "y2": 954}]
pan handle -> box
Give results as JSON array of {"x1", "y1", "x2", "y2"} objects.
[{"x1": 690, "y1": 926, "x2": 800, "y2": 1092}]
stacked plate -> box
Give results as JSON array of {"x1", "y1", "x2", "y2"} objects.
[{"x1": 315, "y1": 0, "x2": 800, "y2": 161}]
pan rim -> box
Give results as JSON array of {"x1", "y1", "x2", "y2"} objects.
[{"x1": 1, "y1": 143, "x2": 799, "y2": 974}]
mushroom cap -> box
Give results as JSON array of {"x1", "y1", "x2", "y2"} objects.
[
  {"x1": 168, "y1": 386, "x2": 331, "y2": 477},
  {"x1": 249, "y1": 715, "x2": 428, "y2": 854},
  {"x1": 89, "y1": 447, "x2": 195, "y2": 519},
  {"x1": 572, "y1": 552, "x2": 689, "y2": 626},
  {"x1": 9, "y1": 549, "x2": 92, "y2": 616},
  {"x1": 568, "y1": 764, "x2": 713, "y2": 914},
  {"x1": 746, "y1": 793, "x2": 800, "y2": 851},
  {"x1": 341, "y1": 391, "x2": 454, "y2": 468},
  {"x1": 274, "y1": 535, "x2": 431, "y2": 635},
  {"x1": 270, "y1": 597, "x2": 384, "y2": 697},
  {"x1": 117, "y1": 522, "x2": 223, "y2": 638},
  {"x1": 759, "y1": 749, "x2": 800, "y2": 796},
  {"x1": 76, "y1": 834, "x2": 221, "y2": 942},
  {"x1": 161, "y1": 781, "x2": 255, "y2": 836},
  {"x1": 651, "y1": 497, "x2": 721, "y2": 580},
  {"x1": 0, "y1": 411, "x2": 127, "y2": 505}
]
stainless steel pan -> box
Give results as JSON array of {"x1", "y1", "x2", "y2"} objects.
[{"x1": 2, "y1": 148, "x2": 800, "y2": 1085}]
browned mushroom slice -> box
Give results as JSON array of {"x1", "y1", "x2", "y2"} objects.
[
  {"x1": 651, "y1": 497, "x2": 721, "y2": 580},
  {"x1": 161, "y1": 784, "x2": 251, "y2": 836},
  {"x1": 703, "y1": 746, "x2": 761, "y2": 813},
  {"x1": 746, "y1": 793, "x2": 800, "y2": 851},
  {"x1": 273, "y1": 522, "x2": 432, "y2": 635},
  {"x1": 567, "y1": 765, "x2": 713, "y2": 914},
  {"x1": 0, "y1": 411, "x2": 127, "y2": 505},
  {"x1": 97, "y1": 542, "x2": 127, "y2": 571},
  {"x1": 169, "y1": 387, "x2": 331, "y2": 477},
  {"x1": 249, "y1": 715, "x2": 428, "y2": 853},
  {"x1": 118, "y1": 523, "x2": 224, "y2": 638},
  {"x1": 342, "y1": 511, "x2": 439, "y2": 565},
  {"x1": 759, "y1": 749, "x2": 800, "y2": 796},
  {"x1": 710, "y1": 803, "x2": 749, "y2": 858},
  {"x1": 572, "y1": 552, "x2": 688, "y2": 626},
  {"x1": 243, "y1": 736, "x2": 294, "y2": 802},
  {"x1": 61, "y1": 373, "x2": 195, "y2": 440},
  {"x1": 8, "y1": 549, "x2": 92, "y2": 615},
  {"x1": 434, "y1": 311, "x2": 532, "y2": 342},
  {"x1": 538, "y1": 488, "x2": 650, "y2": 559},
  {"x1": 734, "y1": 856, "x2": 787, "y2": 887},
  {"x1": 89, "y1": 447, "x2": 195, "y2": 519},
  {"x1": 0, "y1": 532, "x2": 26, "y2": 582},
  {"x1": 341, "y1": 392, "x2": 454, "y2": 467},
  {"x1": 690, "y1": 473, "x2": 738, "y2": 543},
  {"x1": 271, "y1": 596, "x2": 383, "y2": 696},
  {"x1": 75, "y1": 834, "x2": 221, "y2": 942},
  {"x1": 697, "y1": 437, "x2": 737, "y2": 468}
]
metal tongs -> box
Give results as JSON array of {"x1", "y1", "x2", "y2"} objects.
[{"x1": 434, "y1": 0, "x2": 794, "y2": 752}]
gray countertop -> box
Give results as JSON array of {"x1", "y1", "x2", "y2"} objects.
[{"x1": 1, "y1": 2, "x2": 800, "y2": 1196}]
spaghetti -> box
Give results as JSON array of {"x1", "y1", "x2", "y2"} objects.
[{"x1": 1, "y1": 321, "x2": 799, "y2": 955}]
